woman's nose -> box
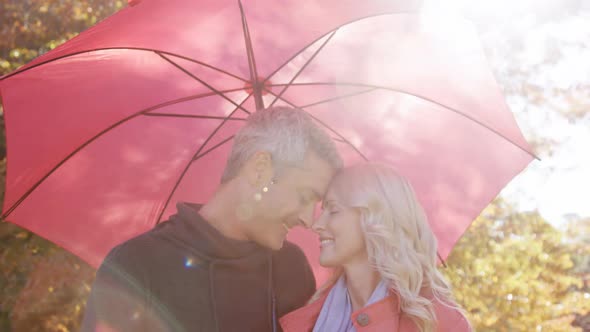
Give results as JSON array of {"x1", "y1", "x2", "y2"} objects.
[{"x1": 311, "y1": 215, "x2": 326, "y2": 233}]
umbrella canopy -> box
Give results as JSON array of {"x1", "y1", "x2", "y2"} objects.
[{"x1": 0, "y1": 0, "x2": 534, "y2": 283}]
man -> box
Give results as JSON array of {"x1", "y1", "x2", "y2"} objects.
[{"x1": 81, "y1": 106, "x2": 342, "y2": 332}]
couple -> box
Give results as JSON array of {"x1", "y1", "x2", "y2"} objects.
[{"x1": 81, "y1": 106, "x2": 471, "y2": 332}]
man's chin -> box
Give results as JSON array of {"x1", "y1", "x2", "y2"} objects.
[
  {"x1": 318, "y1": 256, "x2": 337, "y2": 268},
  {"x1": 265, "y1": 236, "x2": 285, "y2": 251},
  {"x1": 271, "y1": 240, "x2": 285, "y2": 251}
]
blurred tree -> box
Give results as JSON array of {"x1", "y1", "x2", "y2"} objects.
[
  {"x1": 458, "y1": 0, "x2": 590, "y2": 159},
  {"x1": 10, "y1": 249, "x2": 94, "y2": 331},
  {"x1": 444, "y1": 199, "x2": 590, "y2": 331},
  {"x1": 0, "y1": 1, "x2": 123, "y2": 331},
  {"x1": 442, "y1": 9, "x2": 590, "y2": 330},
  {"x1": 0, "y1": 0, "x2": 124, "y2": 74},
  {"x1": 565, "y1": 216, "x2": 590, "y2": 331}
]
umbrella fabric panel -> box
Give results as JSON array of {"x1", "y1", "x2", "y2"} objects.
[
  {"x1": 1, "y1": 49, "x2": 231, "y2": 213},
  {"x1": 9, "y1": 114, "x2": 229, "y2": 268},
  {"x1": 269, "y1": 14, "x2": 531, "y2": 151}
]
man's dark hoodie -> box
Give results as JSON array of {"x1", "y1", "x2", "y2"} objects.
[{"x1": 81, "y1": 202, "x2": 316, "y2": 332}]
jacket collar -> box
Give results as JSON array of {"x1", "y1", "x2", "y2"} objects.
[{"x1": 279, "y1": 285, "x2": 402, "y2": 331}]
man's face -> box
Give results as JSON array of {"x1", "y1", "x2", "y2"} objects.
[{"x1": 247, "y1": 152, "x2": 335, "y2": 250}]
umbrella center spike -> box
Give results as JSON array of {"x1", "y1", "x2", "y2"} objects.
[{"x1": 243, "y1": 76, "x2": 272, "y2": 97}]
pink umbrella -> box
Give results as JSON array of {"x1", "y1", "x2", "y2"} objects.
[{"x1": 0, "y1": 0, "x2": 534, "y2": 284}]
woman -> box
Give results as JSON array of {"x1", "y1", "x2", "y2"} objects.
[{"x1": 280, "y1": 163, "x2": 472, "y2": 332}]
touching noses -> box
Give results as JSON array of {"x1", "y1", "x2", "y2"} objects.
[
  {"x1": 298, "y1": 203, "x2": 315, "y2": 228},
  {"x1": 311, "y1": 213, "x2": 327, "y2": 233}
]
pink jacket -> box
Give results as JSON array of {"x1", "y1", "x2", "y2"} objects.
[{"x1": 280, "y1": 289, "x2": 472, "y2": 332}]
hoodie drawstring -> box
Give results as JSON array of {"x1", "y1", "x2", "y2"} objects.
[
  {"x1": 268, "y1": 255, "x2": 277, "y2": 332},
  {"x1": 209, "y1": 262, "x2": 220, "y2": 332}
]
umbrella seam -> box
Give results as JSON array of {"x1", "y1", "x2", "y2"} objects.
[
  {"x1": 238, "y1": 0, "x2": 264, "y2": 110},
  {"x1": 0, "y1": 48, "x2": 248, "y2": 83},
  {"x1": 268, "y1": 30, "x2": 339, "y2": 109},
  {"x1": 266, "y1": 82, "x2": 539, "y2": 160}
]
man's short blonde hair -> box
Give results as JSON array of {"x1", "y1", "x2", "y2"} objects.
[{"x1": 220, "y1": 106, "x2": 343, "y2": 183}]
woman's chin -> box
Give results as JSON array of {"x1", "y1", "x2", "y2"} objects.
[{"x1": 318, "y1": 255, "x2": 339, "y2": 268}]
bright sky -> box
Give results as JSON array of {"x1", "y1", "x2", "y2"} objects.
[
  {"x1": 425, "y1": 0, "x2": 590, "y2": 226},
  {"x1": 502, "y1": 117, "x2": 590, "y2": 226},
  {"x1": 497, "y1": 10, "x2": 590, "y2": 226}
]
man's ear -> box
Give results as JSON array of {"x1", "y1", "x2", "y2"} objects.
[{"x1": 244, "y1": 151, "x2": 274, "y2": 186}]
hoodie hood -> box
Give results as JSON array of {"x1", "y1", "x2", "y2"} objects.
[{"x1": 156, "y1": 202, "x2": 271, "y2": 262}]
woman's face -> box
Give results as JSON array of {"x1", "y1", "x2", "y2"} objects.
[{"x1": 312, "y1": 186, "x2": 368, "y2": 268}]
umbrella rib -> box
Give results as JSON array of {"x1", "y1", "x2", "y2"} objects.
[
  {"x1": 192, "y1": 135, "x2": 235, "y2": 162},
  {"x1": 438, "y1": 252, "x2": 447, "y2": 268},
  {"x1": 156, "y1": 52, "x2": 252, "y2": 116},
  {"x1": 154, "y1": 94, "x2": 252, "y2": 224},
  {"x1": 238, "y1": 0, "x2": 264, "y2": 110},
  {"x1": 268, "y1": 82, "x2": 539, "y2": 160},
  {"x1": 144, "y1": 113, "x2": 247, "y2": 121},
  {"x1": 298, "y1": 87, "x2": 378, "y2": 109},
  {"x1": 268, "y1": 30, "x2": 338, "y2": 109},
  {"x1": 0, "y1": 48, "x2": 247, "y2": 82},
  {"x1": 0, "y1": 89, "x2": 243, "y2": 219},
  {"x1": 261, "y1": 87, "x2": 369, "y2": 162},
  {"x1": 262, "y1": 11, "x2": 418, "y2": 84}
]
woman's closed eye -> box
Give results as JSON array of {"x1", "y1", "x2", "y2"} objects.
[{"x1": 328, "y1": 208, "x2": 339, "y2": 215}]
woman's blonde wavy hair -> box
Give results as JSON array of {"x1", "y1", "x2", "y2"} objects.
[{"x1": 311, "y1": 163, "x2": 469, "y2": 332}]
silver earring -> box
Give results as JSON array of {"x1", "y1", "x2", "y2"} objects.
[
  {"x1": 263, "y1": 178, "x2": 276, "y2": 193},
  {"x1": 255, "y1": 178, "x2": 276, "y2": 201}
]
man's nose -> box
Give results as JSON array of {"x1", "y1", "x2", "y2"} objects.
[{"x1": 298, "y1": 204, "x2": 315, "y2": 228}]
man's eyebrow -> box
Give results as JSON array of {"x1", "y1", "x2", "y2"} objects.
[{"x1": 298, "y1": 187, "x2": 321, "y2": 203}]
